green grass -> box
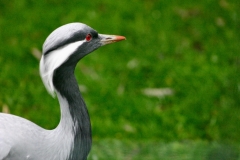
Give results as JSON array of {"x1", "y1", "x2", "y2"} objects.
[
  {"x1": 89, "y1": 139, "x2": 240, "y2": 160},
  {"x1": 0, "y1": 0, "x2": 239, "y2": 159}
]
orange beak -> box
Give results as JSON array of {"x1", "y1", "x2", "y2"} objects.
[{"x1": 99, "y1": 34, "x2": 126, "y2": 46}]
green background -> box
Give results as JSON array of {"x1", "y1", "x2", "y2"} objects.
[{"x1": 0, "y1": 0, "x2": 239, "y2": 159}]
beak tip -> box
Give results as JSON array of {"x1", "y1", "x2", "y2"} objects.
[{"x1": 116, "y1": 35, "x2": 126, "y2": 41}]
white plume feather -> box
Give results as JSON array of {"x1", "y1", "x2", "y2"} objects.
[{"x1": 40, "y1": 40, "x2": 85, "y2": 96}]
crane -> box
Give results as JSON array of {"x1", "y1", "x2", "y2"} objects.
[{"x1": 0, "y1": 22, "x2": 126, "y2": 160}]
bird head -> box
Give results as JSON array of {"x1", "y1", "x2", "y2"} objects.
[{"x1": 40, "y1": 23, "x2": 125, "y2": 97}]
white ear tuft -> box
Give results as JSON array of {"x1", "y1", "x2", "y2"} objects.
[
  {"x1": 40, "y1": 55, "x2": 56, "y2": 97},
  {"x1": 40, "y1": 40, "x2": 85, "y2": 97}
]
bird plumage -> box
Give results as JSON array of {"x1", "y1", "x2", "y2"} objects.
[
  {"x1": 0, "y1": 22, "x2": 125, "y2": 160},
  {"x1": 40, "y1": 23, "x2": 100, "y2": 97}
]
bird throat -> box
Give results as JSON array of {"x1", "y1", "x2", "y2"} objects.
[{"x1": 53, "y1": 64, "x2": 92, "y2": 160}]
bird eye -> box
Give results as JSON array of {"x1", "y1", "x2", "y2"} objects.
[{"x1": 85, "y1": 34, "x2": 92, "y2": 41}]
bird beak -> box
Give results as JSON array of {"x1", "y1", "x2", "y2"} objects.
[{"x1": 99, "y1": 34, "x2": 126, "y2": 46}]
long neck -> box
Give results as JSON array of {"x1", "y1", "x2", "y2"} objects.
[{"x1": 53, "y1": 63, "x2": 92, "y2": 160}]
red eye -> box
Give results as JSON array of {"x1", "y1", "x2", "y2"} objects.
[{"x1": 85, "y1": 34, "x2": 92, "y2": 41}]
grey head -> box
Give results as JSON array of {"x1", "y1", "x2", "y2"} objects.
[
  {"x1": 40, "y1": 22, "x2": 125, "y2": 96},
  {"x1": 43, "y1": 23, "x2": 100, "y2": 61}
]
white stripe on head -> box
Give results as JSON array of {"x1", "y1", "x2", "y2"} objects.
[{"x1": 40, "y1": 40, "x2": 85, "y2": 96}]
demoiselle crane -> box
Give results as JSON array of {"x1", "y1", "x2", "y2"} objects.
[{"x1": 0, "y1": 22, "x2": 126, "y2": 160}]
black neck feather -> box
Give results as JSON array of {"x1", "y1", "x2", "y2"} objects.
[{"x1": 53, "y1": 63, "x2": 92, "y2": 160}]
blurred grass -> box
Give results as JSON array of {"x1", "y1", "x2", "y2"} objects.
[
  {"x1": 0, "y1": 0, "x2": 239, "y2": 159},
  {"x1": 89, "y1": 139, "x2": 240, "y2": 160}
]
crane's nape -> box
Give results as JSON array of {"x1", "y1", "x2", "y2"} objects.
[{"x1": 0, "y1": 22, "x2": 125, "y2": 160}]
